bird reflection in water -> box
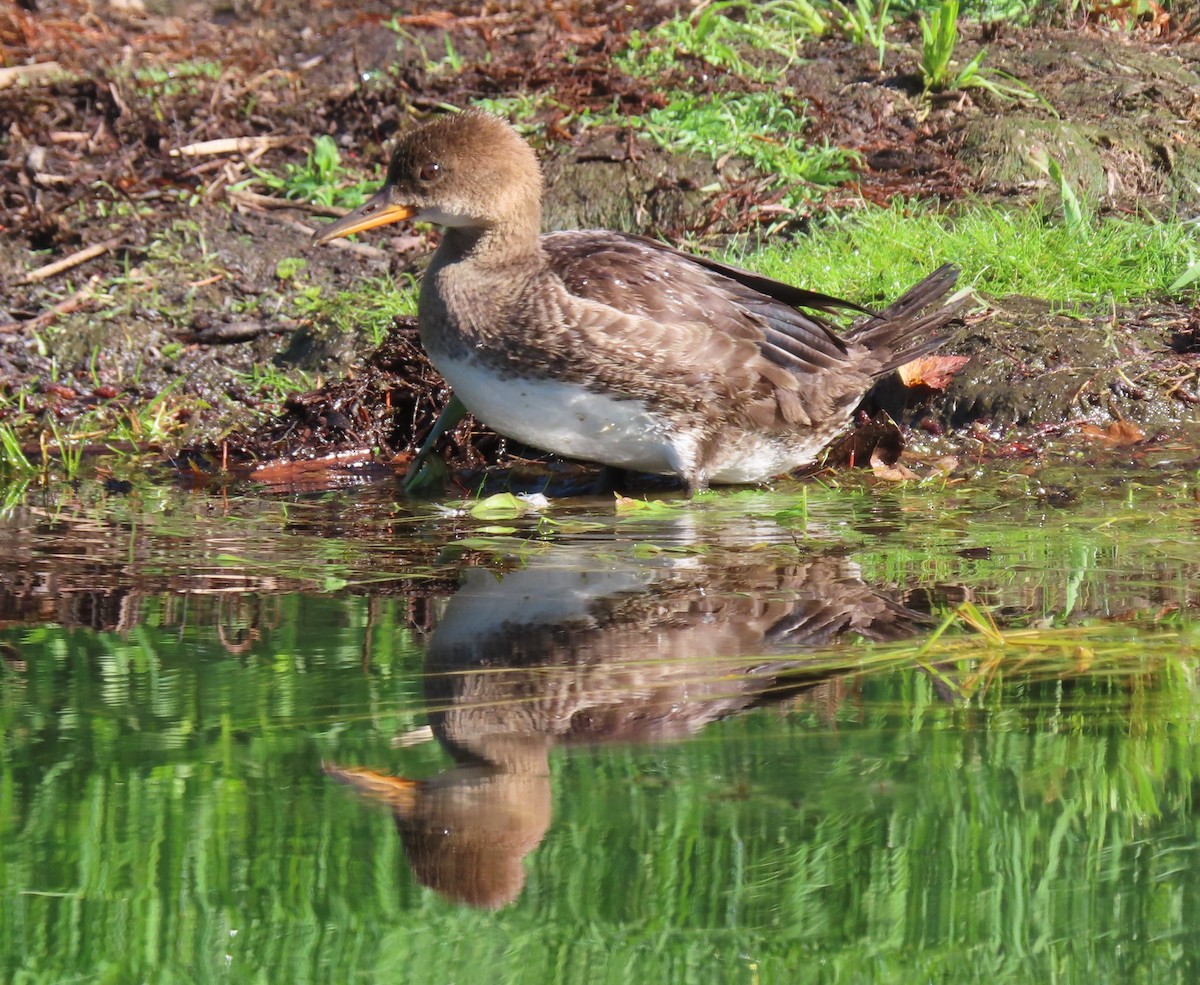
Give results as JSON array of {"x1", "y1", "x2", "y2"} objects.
[{"x1": 325, "y1": 548, "x2": 932, "y2": 909}]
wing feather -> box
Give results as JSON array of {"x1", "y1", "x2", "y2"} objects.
[{"x1": 541, "y1": 231, "x2": 855, "y2": 378}]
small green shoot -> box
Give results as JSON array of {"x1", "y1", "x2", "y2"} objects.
[
  {"x1": 918, "y1": 0, "x2": 1044, "y2": 105},
  {"x1": 919, "y1": 0, "x2": 961, "y2": 93},
  {"x1": 275, "y1": 257, "x2": 308, "y2": 281},
  {"x1": 833, "y1": 0, "x2": 893, "y2": 70},
  {"x1": 438, "y1": 33, "x2": 464, "y2": 75},
  {"x1": 386, "y1": 24, "x2": 468, "y2": 76},
  {"x1": 0, "y1": 475, "x2": 32, "y2": 516},
  {"x1": 0, "y1": 424, "x2": 35, "y2": 476},
  {"x1": 1169, "y1": 257, "x2": 1200, "y2": 294},
  {"x1": 237, "y1": 136, "x2": 379, "y2": 209},
  {"x1": 1029, "y1": 148, "x2": 1086, "y2": 233},
  {"x1": 43, "y1": 418, "x2": 86, "y2": 480},
  {"x1": 105, "y1": 380, "x2": 188, "y2": 447}
]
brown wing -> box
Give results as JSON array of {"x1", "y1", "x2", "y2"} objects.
[
  {"x1": 622, "y1": 233, "x2": 870, "y2": 317},
  {"x1": 521, "y1": 231, "x2": 873, "y2": 429},
  {"x1": 541, "y1": 230, "x2": 858, "y2": 379}
]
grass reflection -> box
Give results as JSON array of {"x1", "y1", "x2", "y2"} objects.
[{"x1": 0, "y1": 471, "x2": 1197, "y2": 982}]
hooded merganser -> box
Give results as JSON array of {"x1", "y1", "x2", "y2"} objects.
[{"x1": 314, "y1": 110, "x2": 965, "y2": 494}]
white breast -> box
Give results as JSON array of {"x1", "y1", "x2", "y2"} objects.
[
  {"x1": 439, "y1": 356, "x2": 683, "y2": 475},
  {"x1": 438, "y1": 356, "x2": 841, "y2": 485}
]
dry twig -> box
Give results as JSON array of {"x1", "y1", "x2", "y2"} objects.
[
  {"x1": 169, "y1": 135, "x2": 299, "y2": 158},
  {"x1": 227, "y1": 188, "x2": 347, "y2": 218},
  {"x1": 2, "y1": 275, "x2": 102, "y2": 334},
  {"x1": 0, "y1": 62, "x2": 64, "y2": 89},
  {"x1": 17, "y1": 236, "x2": 123, "y2": 285}
]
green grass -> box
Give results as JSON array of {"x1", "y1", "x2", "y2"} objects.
[
  {"x1": 133, "y1": 59, "x2": 222, "y2": 86},
  {"x1": 625, "y1": 91, "x2": 861, "y2": 208},
  {"x1": 737, "y1": 200, "x2": 1200, "y2": 304},
  {"x1": 612, "y1": 7, "x2": 863, "y2": 209},
  {"x1": 293, "y1": 274, "x2": 418, "y2": 348},
  {"x1": 616, "y1": 0, "x2": 829, "y2": 83},
  {"x1": 472, "y1": 93, "x2": 570, "y2": 135},
  {"x1": 132, "y1": 59, "x2": 223, "y2": 98},
  {"x1": 231, "y1": 363, "x2": 317, "y2": 409}
]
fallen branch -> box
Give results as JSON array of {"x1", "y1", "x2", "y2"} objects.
[
  {"x1": 236, "y1": 204, "x2": 389, "y2": 260},
  {"x1": 387, "y1": 11, "x2": 513, "y2": 30},
  {"x1": 227, "y1": 188, "x2": 348, "y2": 218},
  {"x1": 17, "y1": 237, "x2": 123, "y2": 285}
]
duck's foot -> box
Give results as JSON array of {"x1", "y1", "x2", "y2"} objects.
[{"x1": 403, "y1": 394, "x2": 466, "y2": 496}]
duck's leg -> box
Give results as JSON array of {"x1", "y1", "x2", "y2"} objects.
[{"x1": 404, "y1": 394, "x2": 466, "y2": 494}]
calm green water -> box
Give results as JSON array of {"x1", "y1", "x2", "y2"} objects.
[{"x1": 2, "y1": 462, "x2": 1199, "y2": 984}]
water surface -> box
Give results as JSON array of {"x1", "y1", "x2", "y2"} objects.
[{"x1": 2, "y1": 464, "x2": 1198, "y2": 983}]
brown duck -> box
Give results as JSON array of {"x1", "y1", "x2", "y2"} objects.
[{"x1": 313, "y1": 110, "x2": 965, "y2": 494}]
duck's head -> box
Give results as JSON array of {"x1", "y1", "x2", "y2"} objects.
[{"x1": 312, "y1": 110, "x2": 542, "y2": 245}]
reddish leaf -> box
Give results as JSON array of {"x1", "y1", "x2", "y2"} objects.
[
  {"x1": 1079, "y1": 421, "x2": 1145, "y2": 446},
  {"x1": 897, "y1": 355, "x2": 970, "y2": 390}
]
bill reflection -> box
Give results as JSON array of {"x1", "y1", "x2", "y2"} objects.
[{"x1": 326, "y1": 548, "x2": 931, "y2": 909}]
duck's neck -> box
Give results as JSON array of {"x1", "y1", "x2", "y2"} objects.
[
  {"x1": 437, "y1": 211, "x2": 542, "y2": 271},
  {"x1": 421, "y1": 213, "x2": 544, "y2": 355}
]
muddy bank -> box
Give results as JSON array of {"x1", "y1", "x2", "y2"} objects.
[{"x1": 941, "y1": 296, "x2": 1199, "y2": 430}]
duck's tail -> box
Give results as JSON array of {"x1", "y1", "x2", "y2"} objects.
[{"x1": 845, "y1": 264, "x2": 969, "y2": 376}]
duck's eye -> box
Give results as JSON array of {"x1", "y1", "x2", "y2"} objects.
[{"x1": 418, "y1": 162, "x2": 442, "y2": 183}]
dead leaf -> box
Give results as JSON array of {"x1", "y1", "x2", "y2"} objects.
[
  {"x1": 897, "y1": 355, "x2": 971, "y2": 390},
  {"x1": 870, "y1": 449, "x2": 918, "y2": 481},
  {"x1": 1079, "y1": 421, "x2": 1145, "y2": 446}
]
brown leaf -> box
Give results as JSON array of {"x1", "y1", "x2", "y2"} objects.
[
  {"x1": 870, "y1": 449, "x2": 918, "y2": 481},
  {"x1": 1079, "y1": 421, "x2": 1145, "y2": 446},
  {"x1": 897, "y1": 355, "x2": 970, "y2": 390}
]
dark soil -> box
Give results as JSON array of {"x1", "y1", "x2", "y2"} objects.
[{"x1": 2, "y1": 0, "x2": 1199, "y2": 489}]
